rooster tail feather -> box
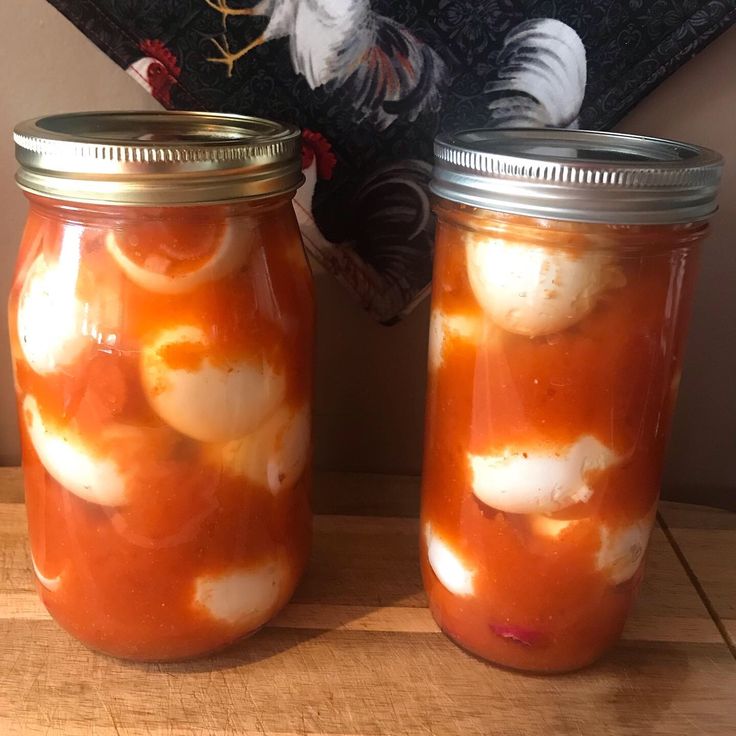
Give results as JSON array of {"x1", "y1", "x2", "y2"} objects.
[
  {"x1": 338, "y1": 16, "x2": 447, "y2": 130},
  {"x1": 350, "y1": 159, "x2": 434, "y2": 296},
  {"x1": 484, "y1": 18, "x2": 586, "y2": 128}
]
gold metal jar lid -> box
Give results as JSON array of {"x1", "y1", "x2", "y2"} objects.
[{"x1": 14, "y1": 111, "x2": 303, "y2": 206}]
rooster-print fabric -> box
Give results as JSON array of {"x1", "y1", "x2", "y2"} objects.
[{"x1": 45, "y1": 0, "x2": 735, "y2": 323}]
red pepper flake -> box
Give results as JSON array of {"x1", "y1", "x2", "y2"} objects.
[{"x1": 490, "y1": 623, "x2": 546, "y2": 647}]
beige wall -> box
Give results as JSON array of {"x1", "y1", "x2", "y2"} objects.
[
  {"x1": 615, "y1": 35, "x2": 736, "y2": 495},
  {"x1": 0, "y1": 0, "x2": 159, "y2": 465},
  {"x1": 1, "y1": 1, "x2": 734, "y2": 494}
]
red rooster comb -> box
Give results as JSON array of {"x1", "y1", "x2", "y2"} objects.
[
  {"x1": 138, "y1": 39, "x2": 181, "y2": 78},
  {"x1": 301, "y1": 130, "x2": 337, "y2": 180}
]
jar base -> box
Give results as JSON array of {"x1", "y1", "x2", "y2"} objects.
[
  {"x1": 39, "y1": 572, "x2": 304, "y2": 663},
  {"x1": 429, "y1": 602, "x2": 619, "y2": 675},
  {"x1": 79, "y1": 626, "x2": 267, "y2": 664}
]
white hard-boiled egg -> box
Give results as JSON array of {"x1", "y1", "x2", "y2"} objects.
[
  {"x1": 106, "y1": 217, "x2": 254, "y2": 295},
  {"x1": 527, "y1": 502, "x2": 657, "y2": 585},
  {"x1": 30, "y1": 552, "x2": 62, "y2": 592},
  {"x1": 140, "y1": 326, "x2": 285, "y2": 443},
  {"x1": 424, "y1": 522, "x2": 476, "y2": 597},
  {"x1": 527, "y1": 514, "x2": 581, "y2": 539},
  {"x1": 469, "y1": 435, "x2": 618, "y2": 514},
  {"x1": 17, "y1": 249, "x2": 88, "y2": 375},
  {"x1": 428, "y1": 310, "x2": 484, "y2": 371},
  {"x1": 466, "y1": 235, "x2": 624, "y2": 337},
  {"x1": 23, "y1": 395, "x2": 127, "y2": 506},
  {"x1": 194, "y1": 556, "x2": 288, "y2": 628},
  {"x1": 596, "y1": 504, "x2": 657, "y2": 584},
  {"x1": 212, "y1": 404, "x2": 310, "y2": 494}
]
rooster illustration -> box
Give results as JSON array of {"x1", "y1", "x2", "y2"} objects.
[
  {"x1": 126, "y1": 40, "x2": 181, "y2": 107},
  {"x1": 294, "y1": 130, "x2": 433, "y2": 322},
  {"x1": 483, "y1": 19, "x2": 587, "y2": 128},
  {"x1": 198, "y1": 11, "x2": 587, "y2": 322},
  {"x1": 291, "y1": 18, "x2": 586, "y2": 322},
  {"x1": 203, "y1": 0, "x2": 447, "y2": 129},
  {"x1": 294, "y1": 130, "x2": 337, "y2": 256}
]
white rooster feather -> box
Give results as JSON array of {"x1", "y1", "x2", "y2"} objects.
[
  {"x1": 485, "y1": 18, "x2": 587, "y2": 128},
  {"x1": 205, "y1": 0, "x2": 447, "y2": 129}
]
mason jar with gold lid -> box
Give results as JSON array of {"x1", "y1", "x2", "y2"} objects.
[{"x1": 9, "y1": 111, "x2": 313, "y2": 661}]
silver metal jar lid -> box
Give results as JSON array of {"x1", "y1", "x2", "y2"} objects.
[
  {"x1": 14, "y1": 111, "x2": 303, "y2": 206},
  {"x1": 431, "y1": 128, "x2": 724, "y2": 224}
]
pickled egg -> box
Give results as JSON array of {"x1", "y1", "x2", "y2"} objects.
[
  {"x1": 469, "y1": 435, "x2": 618, "y2": 514},
  {"x1": 428, "y1": 310, "x2": 483, "y2": 371},
  {"x1": 16, "y1": 250, "x2": 87, "y2": 375},
  {"x1": 597, "y1": 505, "x2": 657, "y2": 584},
  {"x1": 30, "y1": 552, "x2": 62, "y2": 592},
  {"x1": 211, "y1": 404, "x2": 310, "y2": 494},
  {"x1": 23, "y1": 395, "x2": 127, "y2": 506},
  {"x1": 425, "y1": 522, "x2": 475, "y2": 596},
  {"x1": 140, "y1": 326, "x2": 285, "y2": 443},
  {"x1": 465, "y1": 235, "x2": 624, "y2": 337},
  {"x1": 528, "y1": 514, "x2": 580, "y2": 539},
  {"x1": 106, "y1": 217, "x2": 255, "y2": 294},
  {"x1": 194, "y1": 556, "x2": 288, "y2": 627}
]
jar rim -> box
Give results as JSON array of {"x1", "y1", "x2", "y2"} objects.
[
  {"x1": 14, "y1": 111, "x2": 304, "y2": 206},
  {"x1": 431, "y1": 128, "x2": 724, "y2": 225}
]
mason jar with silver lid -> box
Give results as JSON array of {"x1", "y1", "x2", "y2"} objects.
[
  {"x1": 420, "y1": 128, "x2": 723, "y2": 673},
  {"x1": 9, "y1": 111, "x2": 313, "y2": 661}
]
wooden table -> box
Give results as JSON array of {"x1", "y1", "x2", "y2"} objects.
[{"x1": 1, "y1": 468, "x2": 734, "y2": 735}]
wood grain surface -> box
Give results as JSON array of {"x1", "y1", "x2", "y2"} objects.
[
  {"x1": 1, "y1": 468, "x2": 734, "y2": 736},
  {"x1": 660, "y1": 502, "x2": 736, "y2": 651}
]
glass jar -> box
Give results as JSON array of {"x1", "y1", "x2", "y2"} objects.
[
  {"x1": 9, "y1": 112, "x2": 313, "y2": 661},
  {"x1": 421, "y1": 129, "x2": 723, "y2": 673}
]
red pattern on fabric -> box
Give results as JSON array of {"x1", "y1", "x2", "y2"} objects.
[
  {"x1": 301, "y1": 130, "x2": 337, "y2": 180},
  {"x1": 139, "y1": 39, "x2": 181, "y2": 78}
]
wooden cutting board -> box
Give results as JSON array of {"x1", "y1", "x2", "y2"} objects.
[{"x1": 0, "y1": 467, "x2": 734, "y2": 736}]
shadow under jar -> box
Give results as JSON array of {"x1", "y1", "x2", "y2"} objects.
[
  {"x1": 421, "y1": 129, "x2": 723, "y2": 673},
  {"x1": 9, "y1": 112, "x2": 314, "y2": 661}
]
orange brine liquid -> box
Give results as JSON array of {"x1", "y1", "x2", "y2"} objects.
[
  {"x1": 9, "y1": 196, "x2": 314, "y2": 660},
  {"x1": 420, "y1": 203, "x2": 704, "y2": 672}
]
